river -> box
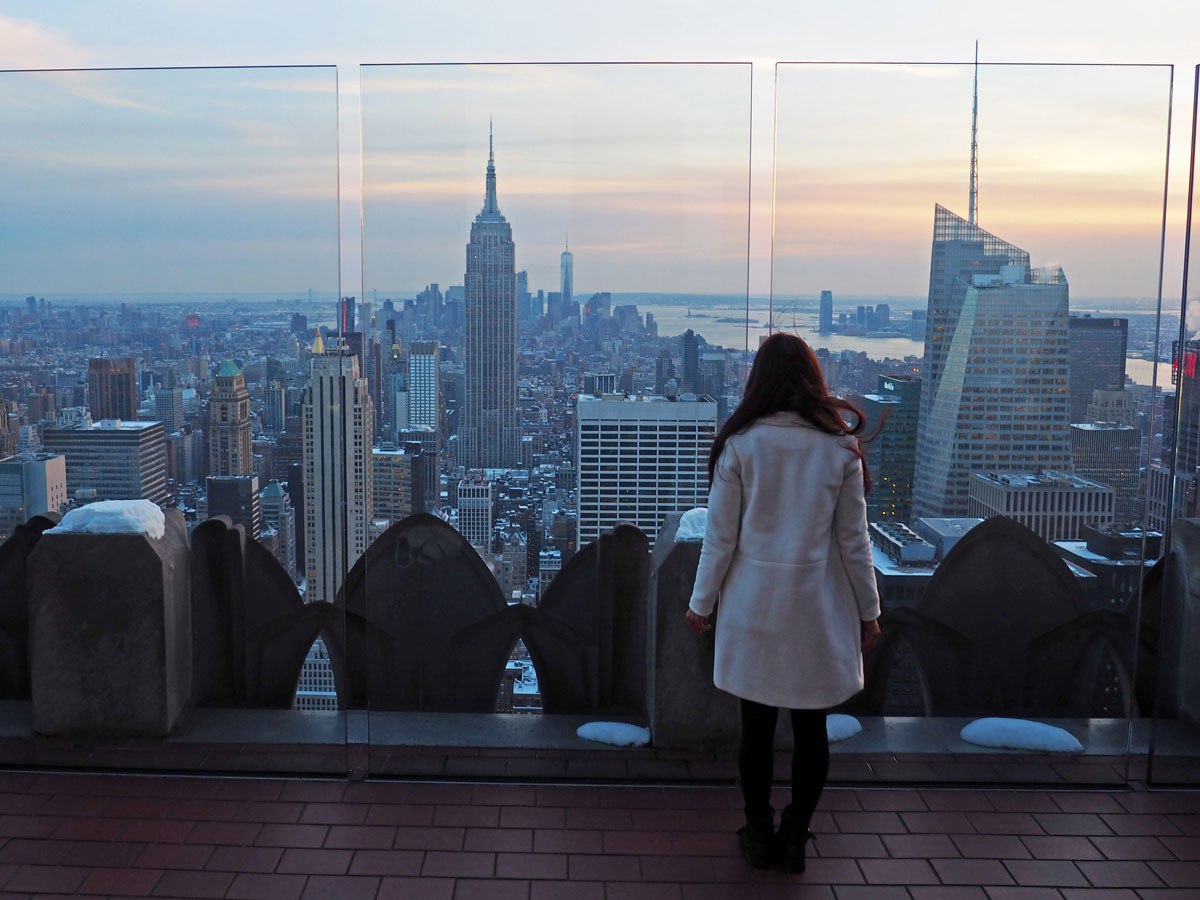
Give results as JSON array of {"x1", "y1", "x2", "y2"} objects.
[{"x1": 642, "y1": 302, "x2": 1170, "y2": 389}]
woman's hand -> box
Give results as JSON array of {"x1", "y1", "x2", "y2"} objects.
[
  {"x1": 685, "y1": 609, "x2": 713, "y2": 634},
  {"x1": 861, "y1": 618, "x2": 881, "y2": 653}
]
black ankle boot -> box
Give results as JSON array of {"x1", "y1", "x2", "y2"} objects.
[
  {"x1": 777, "y1": 808, "x2": 814, "y2": 873},
  {"x1": 737, "y1": 812, "x2": 776, "y2": 869}
]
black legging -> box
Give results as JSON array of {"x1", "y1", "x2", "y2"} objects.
[{"x1": 738, "y1": 698, "x2": 829, "y2": 825}]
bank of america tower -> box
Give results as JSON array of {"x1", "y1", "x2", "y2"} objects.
[{"x1": 461, "y1": 127, "x2": 521, "y2": 468}]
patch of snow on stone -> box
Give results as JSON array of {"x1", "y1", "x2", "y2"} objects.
[
  {"x1": 675, "y1": 508, "x2": 708, "y2": 542},
  {"x1": 826, "y1": 714, "x2": 862, "y2": 743},
  {"x1": 577, "y1": 721, "x2": 651, "y2": 747},
  {"x1": 960, "y1": 717, "x2": 1083, "y2": 753},
  {"x1": 47, "y1": 500, "x2": 166, "y2": 540}
]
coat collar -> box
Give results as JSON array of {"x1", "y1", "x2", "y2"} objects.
[{"x1": 758, "y1": 411, "x2": 816, "y2": 428}]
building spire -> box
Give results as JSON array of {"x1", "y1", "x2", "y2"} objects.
[
  {"x1": 483, "y1": 120, "x2": 499, "y2": 215},
  {"x1": 969, "y1": 40, "x2": 979, "y2": 226}
]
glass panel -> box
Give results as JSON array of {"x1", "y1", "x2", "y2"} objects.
[
  {"x1": 359, "y1": 63, "x2": 751, "y2": 774},
  {"x1": 0, "y1": 66, "x2": 345, "y2": 774},
  {"x1": 1150, "y1": 65, "x2": 1200, "y2": 785},
  {"x1": 773, "y1": 62, "x2": 1172, "y2": 783}
]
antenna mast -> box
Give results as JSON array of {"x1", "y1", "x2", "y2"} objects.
[{"x1": 969, "y1": 41, "x2": 979, "y2": 225}]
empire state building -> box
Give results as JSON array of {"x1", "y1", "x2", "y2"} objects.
[{"x1": 461, "y1": 128, "x2": 521, "y2": 468}]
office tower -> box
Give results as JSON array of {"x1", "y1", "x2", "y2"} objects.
[
  {"x1": 389, "y1": 370, "x2": 409, "y2": 442},
  {"x1": 338, "y1": 296, "x2": 356, "y2": 334},
  {"x1": 818, "y1": 290, "x2": 834, "y2": 334},
  {"x1": 303, "y1": 331, "x2": 374, "y2": 605},
  {"x1": 561, "y1": 239, "x2": 574, "y2": 310},
  {"x1": 372, "y1": 446, "x2": 417, "y2": 524},
  {"x1": 294, "y1": 638, "x2": 338, "y2": 711},
  {"x1": 260, "y1": 480, "x2": 297, "y2": 577},
  {"x1": 207, "y1": 360, "x2": 253, "y2": 477},
  {"x1": 1070, "y1": 423, "x2": 1141, "y2": 524},
  {"x1": 291, "y1": 313, "x2": 308, "y2": 335},
  {"x1": 967, "y1": 471, "x2": 1114, "y2": 543},
  {"x1": 166, "y1": 429, "x2": 196, "y2": 484},
  {"x1": 534, "y1": 289, "x2": 545, "y2": 320},
  {"x1": 576, "y1": 394, "x2": 717, "y2": 545},
  {"x1": 263, "y1": 381, "x2": 286, "y2": 433},
  {"x1": 206, "y1": 475, "x2": 261, "y2": 539},
  {"x1": 699, "y1": 352, "x2": 726, "y2": 398},
  {"x1": 87, "y1": 357, "x2": 137, "y2": 421},
  {"x1": 43, "y1": 419, "x2": 167, "y2": 506},
  {"x1": 457, "y1": 473, "x2": 494, "y2": 550},
  {"x1": 1068, "y1": 316, "x2": 1128, "y2": 422},
  {"x1": 856, "y1": 374, "x2": 921, "y2": 522},
  {"x1": 910, "y1": 308, "x2": 927, "y2": 342},
  {"x1": 913, "y1": 205, "x2": 1071, "y2": 518},
  {"x1": 875, "y1": 303, "x2": 890, "y2": 328},
  {"x1": 681, "y1": 329, "x2": 701, "y2": 394},
  {"x1": 546, "y1": 291, "x2": 562, "y2": 323},
  {"x1": 654, "y1": 350, "x2": 676, "y2": 396},
  {"x1": 155, "y1": 386, "x2": 185, "y2": 434},
  {"x1": 0, "y1": 453, "x2": 67, "y2": 538},
  {"x1": 407, "y1": 341, "x2": 440, "y2": 431},
  {"x1": 461, "y1": 130, "x2": 521, "y2": 468},
  {"x1": 287, "y1": 463, "x2": 305, "y2": 574},
  {"x1": 582, "y1": 372, "x2": 618, "y2": 396}
]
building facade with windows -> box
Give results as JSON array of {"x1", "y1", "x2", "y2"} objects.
[
  {"x1": 913, "y1": 205, "x2": 1071, "y2": 518},
  {"x1": 302, "y1": 331, "x2": 374, "y2": 605},
  {"x1": 42, "y1": 419, "x2": 167, "y2": 506},
  {"x1": 576, "y1": 394, "x2": 716, "y2": 545}
]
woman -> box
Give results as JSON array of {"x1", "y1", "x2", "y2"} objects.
[{"x1": 685, "y1": 332, "x2": 881, "y2": 872}]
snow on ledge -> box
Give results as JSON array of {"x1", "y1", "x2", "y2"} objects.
[
  {"x1": 675, "y1": 508, "x2": 708, "y2": 542},
  {"x1": 576, "y1": 722, "x2": 651, "y2": 747},
  {"x1": 827, "y1": 714, "x2": 862, "y2": 743},
  {"x1": 960, "y1": 717, "x2": 1083, "y2": 753},
  {"x1": 47, "y1": 500, "x2": 166, "y2": 540}
]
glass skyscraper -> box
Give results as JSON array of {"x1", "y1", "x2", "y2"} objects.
[
  {"x1": 461, "y1": 131, "x2": 521, "y2": 468},
  {"x1": 913, "y1": 204, "x2": 1071, "y2": 518}
]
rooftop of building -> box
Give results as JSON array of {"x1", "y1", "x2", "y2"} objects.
[
  {"x1": 973, "y1": 471, "x2": 1109, "y2": 490},
  {"x1": 914, "y1": 516, "x2": 985, "y2": 537},
  {"x1": 1071, "y1": 422, "x2": 1138, "y2": 431},
  {"x1": 47, "y1": 419, "x2": 163, "y2": 433},
  {"x1": 214, "y1": 359, "x2": 242, "y2": 378}
]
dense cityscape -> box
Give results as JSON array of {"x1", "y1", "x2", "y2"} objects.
[{"x1": 0, "y1": 134, "x2": 1189, "y2": 715}]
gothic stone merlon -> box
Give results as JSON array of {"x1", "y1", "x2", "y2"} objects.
[
  {"x1": 532, "y1": 523, "x2": 650, "y2": 715},
  {"x1": 879, "y1": 515, "x2": 1135, "y2": 717},
  {"x1": 29, "y1": 509, "x2": 191, "y2": 736},
  {"x1": 0, "y1": 513, "x2": 60, "y2": 699},
  {"x1": 192, "y1": 516, "x2": 346, "y2": 709},
  {"x1": 339, "y1": 513, "x2": 509, "y2": 711}
]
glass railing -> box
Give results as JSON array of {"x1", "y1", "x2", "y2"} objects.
[
  {"x1": 0, "y1": 58, "x2": 1197, "y2": 785},
  {"x1": 773, "y1": 61, "x2": 1175, "y2": 783},
  {"x1": 358, "y1": 62, "x2": 753, "y2": 774},
  {"x1": 0, "y1": 65, "x2": 347, "y2": 773}
]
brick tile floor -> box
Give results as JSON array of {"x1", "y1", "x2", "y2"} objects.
[{"x1": 0, "y1": 773, "x2": 1190, "y2": 897}]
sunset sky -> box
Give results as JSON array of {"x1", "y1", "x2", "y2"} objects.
[{"x1": 0, "y1": 1, "x2": 1197, "y2": 306}]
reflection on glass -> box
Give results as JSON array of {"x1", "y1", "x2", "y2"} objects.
[
  {"x1": 0, "y1": 67, "x2": 343, "y2": 772},
  {"x1": 774, "y1": 62, "x2": 1171, "y2": 779}
]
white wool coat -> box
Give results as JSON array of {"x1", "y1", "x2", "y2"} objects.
[{"x1": 688, "y1": 412, "x2": 881, "y2": 710}]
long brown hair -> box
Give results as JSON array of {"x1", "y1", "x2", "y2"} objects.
[{"x1": 707, "y1": 333, "x2": 873, "y2": 491}]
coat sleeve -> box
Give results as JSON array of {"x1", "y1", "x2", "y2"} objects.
[
  {"x1": 834, "y1": 453, "x2": 882, "y2": 621},
  {"x1": 687, "y1": 442, "x2": 742, "y2": 618}
]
